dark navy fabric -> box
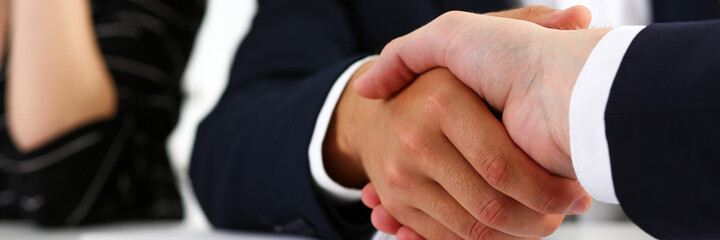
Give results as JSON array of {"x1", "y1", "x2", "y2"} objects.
[
  {"x1": 190, "y1": 0, "x2": 509, "y2": 239},
  {"x1": 652, "y1": 0, "x2": 720, "y2": 23},
  {"x1": 607, "y1": 20, "x2": 720, "y2": 239}
]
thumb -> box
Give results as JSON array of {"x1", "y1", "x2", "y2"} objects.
[
  {"x1": 486, "y1": 5, "x2": 592, "y2": 30},
  {"x1": 353, "y1": 36, "x2": 420, "y2": 99},
  {"x1": 354, "y1": 7, "x2": 591, "y2": 99},
  {"x1": 354, "y1": 11, "x2": 471, "y2": 99}
]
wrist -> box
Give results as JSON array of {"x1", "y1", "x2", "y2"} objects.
[
  {"x1": 544, "y1": 27, "x2": 612, "y2": 159},
  {"x1": 322, "y1": 60, "x2": 377, "y2": 188}
]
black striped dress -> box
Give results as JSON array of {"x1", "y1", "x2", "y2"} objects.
[{"x1": 0, "y1": 0, "x2": 205, "y2": 226}]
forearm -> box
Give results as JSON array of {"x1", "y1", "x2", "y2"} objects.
[
  {"x1": 191, "y1": 56, "x2": 374, "y2": 239},
  {"x1": 0, "y1": 0, "x2": 7, "y2": 64},
  {"x1": 323, "y1": 60, "x2": 376, "y2": 189},
  {"x1": 8, "y1": 0, "x2": 116, "y2": 152}
]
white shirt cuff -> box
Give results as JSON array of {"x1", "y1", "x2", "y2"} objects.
[
  {"x1": 569, "y1": 26, "x2": 645, "y2": 204},
  {"x1": 308, "y1": 56, "x2": 378, "y2": 203}
]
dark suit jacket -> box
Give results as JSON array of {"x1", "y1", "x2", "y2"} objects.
[
  {"x1": 190, "y1": 0, "x2": 509, "y2": 239},
  {"x1": 608, "y1": 20, "x2": 720, "y2": 240},
  {"x1": 190, "y1": 0, "x2": 720, "y2": 239}
]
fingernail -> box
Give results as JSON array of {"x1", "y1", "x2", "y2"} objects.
[{"x1": 569, "y1": 197, "x2": 589, "y2": 215}]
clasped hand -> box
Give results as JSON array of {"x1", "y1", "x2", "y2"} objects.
[
  {"x1": 325, "y1": 5, "x2": 613, "y2": 240},
  {"x1": 338, "y1": 3, "x2": 609, "y2": 239}
]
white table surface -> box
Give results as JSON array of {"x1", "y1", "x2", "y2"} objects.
[{"x1": 0, "y1": 220, "x2": 654, "y2": 240}]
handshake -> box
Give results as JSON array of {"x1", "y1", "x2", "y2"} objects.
[{"x1": 323, "y1": 6, "x2": 612, "y2": 240}]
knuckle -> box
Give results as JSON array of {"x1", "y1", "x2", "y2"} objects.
[
  {"x1": 524, "y1": 5, "x2": 549, "y2": 17},
  {"x1": 535, "y1": 191, "x2": 561, "y2": 214},
  {"x1": 468, "y1": 221, "x2": 498, "y2": 240},
  {"x1": 383, "y1": 164, "x2": 412, "y2": 191},
  {"x1": 397, "y1": 130, "x2": 428, "y2": 155},
  {"x1": 434, "y1": 11, "x2": 472, "y2": 31},
  {"x1": 467, "y1": 220, "x2": 486, "y2": 240},
  {"x1": 476, "y1": 147, "x2": 513, "y2": 190},
  {"x1": 477, "y1": 198, "x2": 509, "y2": 229},
  {"x1": 423, "y1": 90, "x2": 451, "y2": 117},
  {"x1": 439, "y1": 10, "x2": 463, "y2": 21},
  {"x1": 384, "y1": 37, "x2": 404, "y2": 52}
]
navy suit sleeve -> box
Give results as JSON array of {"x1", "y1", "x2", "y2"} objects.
[
  {"x1": 605, "y1": 20, "x2": 720, "y2": 239},
  {"x1": 189, "y1": 0, "x2": 373, "y2": 239}
]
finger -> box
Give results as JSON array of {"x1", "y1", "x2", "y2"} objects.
[
  {"x1": 389, "y1": 205, "x2": 463, "y2": 240},
  {"x1": 396, "y1": 226, "x2": 425, "y2": 240},
  {"x1": 437, "y1": 75, "x2": 591, "y2": 215},
  {"x1": 486, "y1": 5, "x2": 592, "y2": 30},
  {"x1": 424, "y1": 133, "x2": 565, "y2": 238},
  {"x1": 399, "y1": 186, "x2": 529, "y2": 240},
  {"x1": 361, "y1": 182, "x2": 381, "y2": 208},
  {"x1": 551, "y1": 5, "x2": 592, "y2": 29},
  {"x1": 371, "y1": 205, "x2": 402, "y2": 235}
]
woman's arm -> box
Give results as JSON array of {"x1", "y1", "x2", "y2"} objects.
[{"x1": 8, "y1": 0, "x2": 116, "y2": 152}]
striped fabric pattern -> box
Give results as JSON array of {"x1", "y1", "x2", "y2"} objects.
[{"x1": 0, "y1": 0, "x2": 205, "y2": 226}]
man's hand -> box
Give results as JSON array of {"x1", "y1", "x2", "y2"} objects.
[
  {"x1": 325, "y1": 60, "x2": 590, "y2": 239},
  {"x1": 354, "y1": 8, "x2": 610, "y2": 179},
  {"x1": 353, "y1": 5, "x2": 592, "y2": 98}
]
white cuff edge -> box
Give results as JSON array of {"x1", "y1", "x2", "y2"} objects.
[
  {"x1": 569, "y1": 26, "x2": 645, "y2": 204},
  {"x1": 308, "y1": 56, "x2": 378, "y2": 203}
]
